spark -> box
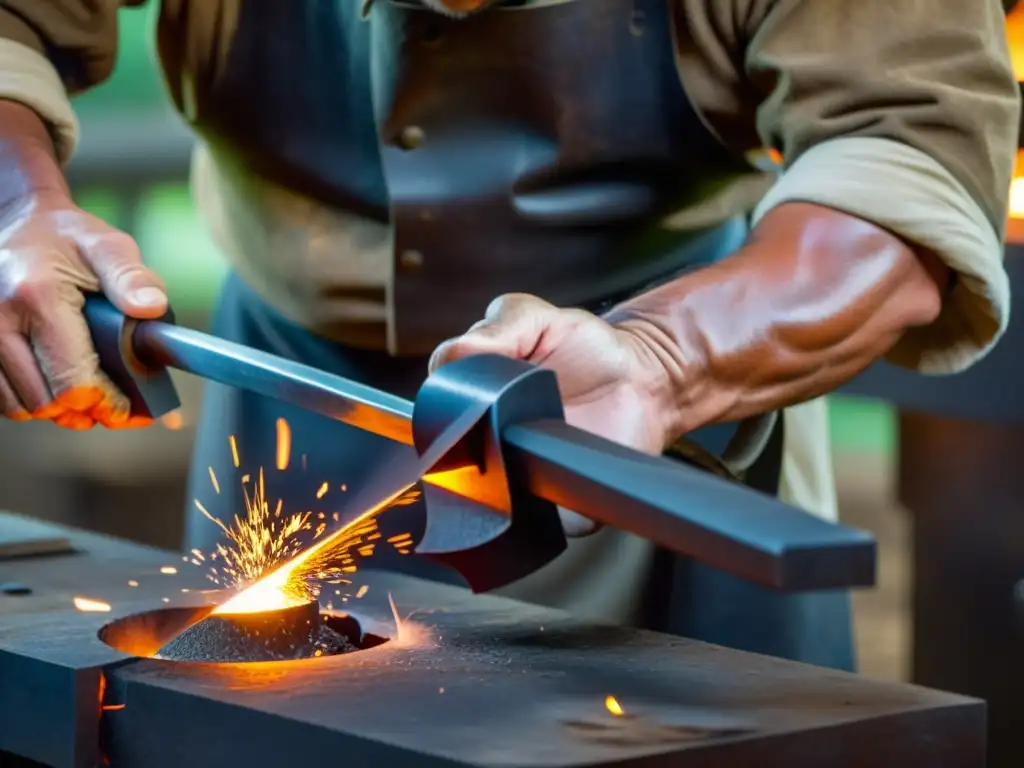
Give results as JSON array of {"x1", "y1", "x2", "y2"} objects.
[
  {"x1": 102, "y1": 704, "x2": 126, "y2": 712},
  {"x1": 275, "y1": 418, "x2": 291, "y2": 470},
  {"x1": 356, "y1": 585, "x2": 369, "y2": 598},
  {"x1": 161, "y1": 411, "x2": 185, "y2": 430},
  {"x1": 215, "y1": 482, "x2": 417, "y2": 615},
  {"x1": 605, "y1": 696, "x2": 624, "y2": 717},
  {"x1": 316, "y1": 482, "x2": 329, "y2": 499},
  {"x1": 229, "y1": 435, "x2": 240, "y2": 468},
  {"x1": 162, "y1": 598, "x2": 170, "y2": 603},
  {"x1": 74, "y1": 597, "x2": 111, "y2": 612},
  {"x1": 341, "y1": 484, "x2": 347, "y2": 492},
  {"x1": 160, "y1": 566, "x2": 178, "y2": 575},
  {"x1": 194, "y1": 467, "x2": 312, "y2": 594},
  {"x1": 127, "y1": 580, "x2": 138, "y2": 587},
  {"x1": 209, "y1": 467, "x2": 220, "y2": 494}
]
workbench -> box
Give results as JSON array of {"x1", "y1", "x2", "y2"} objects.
[{"x1": 0, "y1": 512, "x2": 984, "y2": 768}]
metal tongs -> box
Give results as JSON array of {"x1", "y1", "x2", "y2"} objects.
[{"x1": 83, "y1": 296, "x2": 875, "y2": 593}]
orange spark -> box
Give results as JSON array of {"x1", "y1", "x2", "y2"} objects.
[
  {"x1": 161, "y1": 411, "x2": 185, "y2": 430},
  {"x1": 605, "y1": 696, "x2": 624, "y2": 716},
  {"x1": 215, "y1": 481, "x2": 416, "y2": 615},
  {"x1": 355, "y1": 585, "x2": 369, "y2": 599},
  {"x1": 74, "y1": 597, "x2": 112, "y2": 612},
  {"x1": 160, "y1": 566, "x2": 177, "y2": 575},
  {"x1": 229, "y1": 435, "x2": 240, "y2": 468},
  {"x1": 197, "y1": 468, "x2": 312, "y2": 593},
  {"x1": 102, "y1": 704, "x2": 126, "y2": 711},
  {"x1": 276, "y1": 418, "x2": 291, "y2": 471},
  {"x1": 316, "y1": 482, "x2": 329, "y2": 499}
]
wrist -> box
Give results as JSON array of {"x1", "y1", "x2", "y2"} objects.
[
  {"x1": 611, "y1": 313, "x2": 713, "y2": 447},
  {"x1": 0, "y1": 100, "x2": 69, "y2": 208}
]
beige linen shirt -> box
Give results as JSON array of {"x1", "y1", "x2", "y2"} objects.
[{"x1": 0, "y1": 0, "x2": 1016, "y2": 623}]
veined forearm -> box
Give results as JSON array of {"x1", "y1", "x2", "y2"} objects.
[{"x1": 607, "y1": 202, "x2": 949, "y2": 438}]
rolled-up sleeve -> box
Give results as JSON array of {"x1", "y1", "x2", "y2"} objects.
[
  {"x1": 0, "y1": 1, "x2": 143, "y2": 162},
  {"x1": 676, "y1": 0, "x2": 1020, "y2": 374}
]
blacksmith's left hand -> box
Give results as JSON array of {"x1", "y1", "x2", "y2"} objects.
[{"x1": 428, "y1": 293, "x2": 682, "y2": 535}]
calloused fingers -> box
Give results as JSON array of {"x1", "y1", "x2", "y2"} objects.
[
  {"x1": 53, "y1": 410, "x2": 95, "y2": 430},
  {"x1": 30, "y1": 298, "x2": 133, "y2": 427},
  {"x1": 0, "y1": 367, "x2": 31, "y2": 421},
  {"x1": 0, "y1": 331, "x2": 55, "y2": 415}
]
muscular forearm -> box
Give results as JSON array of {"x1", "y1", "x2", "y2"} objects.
[
  {"x1": 608, "y1": 202, "x2": 949, "y2": 438},
  {"x1": 0, "y1": 99, "x2": 67, "y2": 207}
]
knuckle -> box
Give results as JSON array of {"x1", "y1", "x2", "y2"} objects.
[{"x1": 6, "y1": 275, "x2": 59, "y2": 313}]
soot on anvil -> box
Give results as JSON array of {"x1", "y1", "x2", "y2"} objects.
[{"x1": 157, "y1": 601, "x2": 358, "y2": 663}]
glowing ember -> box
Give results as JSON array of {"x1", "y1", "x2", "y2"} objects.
[
  {"x1": 606, "y1": 696, "x2": 624, "y2": 716},
  {"x1": 74, "y1": 597, "x2": 112, "y2": 613},
  {"x1": 276, "y1": 418, "x2": 291, "y2": 470},
  {"x1": 127, "y1": 580, "x2": 139, "y2": 587},
  {"x1": 160, "y1": 411, "x2": 185, "y2": 430},
  {"x1": 160, "y1": 566, "x2": 177, "y2": 575}
]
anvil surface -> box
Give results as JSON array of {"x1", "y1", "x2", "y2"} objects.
[{"x1": 0, "y1": 512, "x2": 983, "y2": 768}]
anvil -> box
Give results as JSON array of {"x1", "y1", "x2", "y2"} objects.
[
  {"x1": 82, "y1": 297, "x2": 876, "y2": 594},
  {"x1": 0, "y1": 513, "x2": 984, "y2": 768}
]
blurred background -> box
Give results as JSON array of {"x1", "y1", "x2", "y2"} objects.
[{"x1": 2, "y1": 2, "x2": 1024, "y2": 747}]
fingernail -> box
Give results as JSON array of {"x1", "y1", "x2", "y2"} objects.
[{"x1": 131, "y1": 287, "x2": 167, "y2": 307}]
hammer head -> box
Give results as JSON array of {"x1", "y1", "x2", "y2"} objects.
[{"x1": 412, "y1": 355, "x2": 568, "y2": 592}]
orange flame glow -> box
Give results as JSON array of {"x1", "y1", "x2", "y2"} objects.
[{"x1": 74, "y1": 597, "x2": 112, "y2": 613}]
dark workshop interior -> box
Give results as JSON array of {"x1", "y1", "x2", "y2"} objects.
[{"x1": 3, "y1": 2, "x2": 1024, "y2": 767}]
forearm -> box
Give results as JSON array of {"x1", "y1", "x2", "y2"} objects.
[
  {"x1": 608, "y1": 202, "x2": 948, "y2": 437},
  {"x1": 0, "y1": 99, "x2": 66, "y2": 207}
]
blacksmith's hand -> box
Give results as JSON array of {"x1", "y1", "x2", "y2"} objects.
[
  {"x1": 0, "y1": 103, "x2": 168, "y2": 429},
  {"x1": 428, "y1": 293, "x2": 680, "y2": 536}
]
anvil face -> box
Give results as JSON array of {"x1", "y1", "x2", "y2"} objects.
[{"x1": 0, "y1": 514, "x2": 983, "y2": 768}]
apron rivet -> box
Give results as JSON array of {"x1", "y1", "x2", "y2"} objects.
[
  {"x1": 396, "y1": 126, "x2": 426, "y2": 150},
  {"x1": 400, "y1": 249, "x2": 425, "y2": 270}
]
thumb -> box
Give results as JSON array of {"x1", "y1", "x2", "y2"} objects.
[
  {"x1": 78, "y1": 229, "x2": 168, "y2": 319},
  {"x1": 429, "y1": 294, "x2": 555, "y2": 373}
]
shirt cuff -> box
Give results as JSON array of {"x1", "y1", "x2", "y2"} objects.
[
  {"x1": 752, "y1": 136, "x2": 1010, "y2": 375},
  {"x1": 0, "y1": 38, "x2": 79, "y2": 164}
]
